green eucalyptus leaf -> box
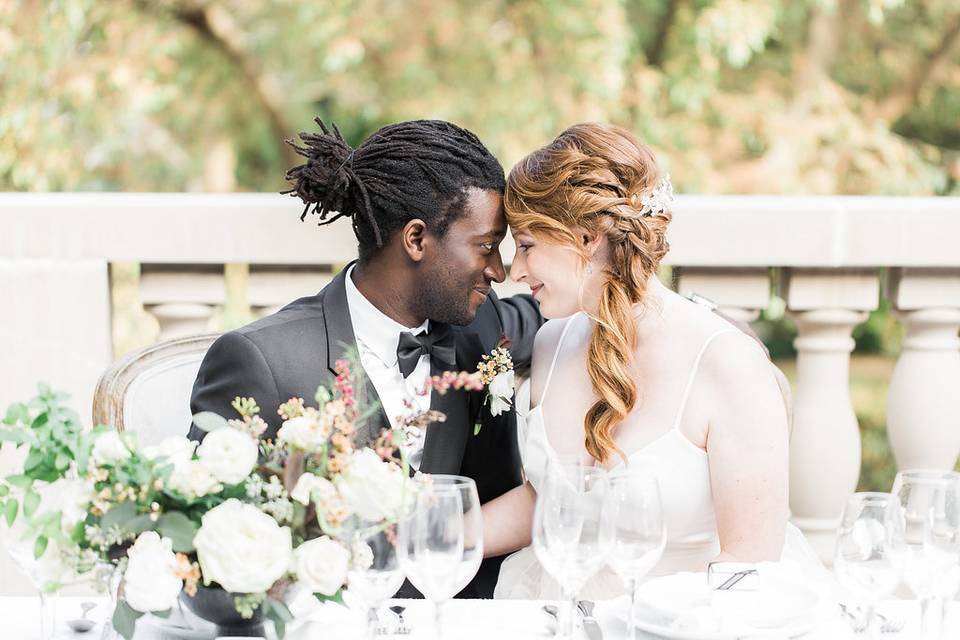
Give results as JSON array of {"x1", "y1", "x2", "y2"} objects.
[
  {"x1": 3, "y1": 402, "x2": 28, "y2": 426},
  {"x1": 263, "y1": 598, "x2": 293, "y2": 640},
  {"x1": 0, "y1": 428, "x2": 38, "y2": 445},
  {"x1": 54, "y1": 452, "x2": 70, "y2": 471},
  {"x1": 314, "y1": 590, "x2": 344, "y2": 605},
  {"x1": 99, "y1": 501, "x2": 137, "y2": 530},
  {"x1": 33, "y1": 535, "x2": 48, "y2": 558},
  {"x1": 0, "y1": 485, "x2": 8, "y2": 497},
  {"x1": 191, "y1": 412, "x2": 228, "y2": 433},
  {"x1": 112, "y1": 600, "x2": 144, "y2": 640},
  {"x1": 156, "y1": 512, "x2": 198, "y2": 553},
  {"x1": 4, "y1": 498, "x2": 18, "y2": 526},
  {"x1": 5, "y1": 475, "x2": 32, "y2": 488},
  {"x1": 22, "y1": 489, "x2": 40, "y2": 518}
]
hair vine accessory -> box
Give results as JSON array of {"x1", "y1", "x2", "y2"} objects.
[{"x1": 636, "y1": 173, "x2": 674, "y2": 217}]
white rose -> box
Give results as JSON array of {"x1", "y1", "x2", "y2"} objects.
[
  {"x1": 194, "y1": 499, "x2": 292, "y2": 593},
  {"x1": 335, "y1": 449, "x2": 406, "y2": 522},
  {"x1": 277, "y1": 415, "x2": 323, "y2": 450},
  {"x1": 123, "y1": 532, "x2": 183, "y2": 612},
  {"x1": 168, "y1": 460, "x2": 223, "y2": 499},
  {"x1": 92, "y1": 430, "x2": 132, "y2": 466},
  {"x1": 197, "y1": 428, "x2": 258, "y2": 485},
  {"x1": 487, "y1": 370, "x2": 515, "y2": 416},
  {"x1": 294, "y1": 536, "x2": 349, "y2": 596},
  {"x1": 290, "y1": 472, "x2": 338, "y2": 506},
  {"x1": 143, "y1": 436, "x2": 197, "y2": 468}
]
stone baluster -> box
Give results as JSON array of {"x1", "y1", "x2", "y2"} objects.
[
  {"x1": 673, "y1": 267, "x2": 771, "y2": 323},
  {"x1": 782, "y1": 268, "x2": 880, "y2": 562},
  {"x1": 140, "y1": 266, "x2": 224, "y2": 340},
  {"x1": 886, "y1": 268, "x2": 960, "y2": 471},
  {"x1": 249, "y1": 266, "x2": 336, "y2": 318}
]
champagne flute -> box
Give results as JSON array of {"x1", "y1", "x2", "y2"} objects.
[
  {"x1": 607, "y1": 470, "x2": 666, "y2": 640},
  {"x1": 890, "y1": 470, "x2": 960, "y2": 640},
  {"x1": 532, "y1": 461, "x2": 612, "y2": 640},
  {"x1": 833, "y1": 492, "x2": 905, "y2": 637},
  {"x1": 397, "y1": 475, "x2": 482, "y2": 638}
]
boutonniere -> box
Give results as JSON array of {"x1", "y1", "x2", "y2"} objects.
[{"x1": 473, "y1": 336, "x2": 515, "y2": 435}]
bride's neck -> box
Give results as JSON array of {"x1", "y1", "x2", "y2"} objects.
[{"x1": 582, "y1": 273, "x2": 670, "y2": 318}]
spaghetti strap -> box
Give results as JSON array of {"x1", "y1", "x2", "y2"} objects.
[
  {"x1": 671, "y1": 328, "x2": 740, "y2": 429},
  {"x1": 538, "y1": 314, "x2": 578, "y2": 407}
]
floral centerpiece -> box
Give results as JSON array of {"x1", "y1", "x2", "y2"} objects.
[{"x1": 0, "y1": 360, "x2": 483, "y2": 639}]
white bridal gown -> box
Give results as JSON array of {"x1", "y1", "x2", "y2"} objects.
[{"x1": 494, "y1": 315, "x2": 823, "y2": 600}]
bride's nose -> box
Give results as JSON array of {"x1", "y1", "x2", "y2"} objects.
[{"x1": 509, "y1": 254, "x2": 527, "y2": 283}]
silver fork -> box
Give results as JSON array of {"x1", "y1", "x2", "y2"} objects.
[{"x1": 875, "y1": 611, "x2": 905, "y2": 634}]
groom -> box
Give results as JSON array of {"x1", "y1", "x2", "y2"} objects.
[{"x1": 187, "y1": 119, "x2": 543, "y2": 599}]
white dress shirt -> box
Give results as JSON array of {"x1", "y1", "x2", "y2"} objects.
[{"x1": 344, "y1": 266, "x2": 431, "y2": 470}]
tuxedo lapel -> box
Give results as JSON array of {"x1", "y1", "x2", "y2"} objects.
[
  {"x1": 419, "y1": 325, "x2": 480, "y2": 474},
  {"x1": 322, "y1": 265, "x2": 390, "y2": 445}
]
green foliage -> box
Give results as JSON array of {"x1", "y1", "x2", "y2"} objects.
[
  {"x1": 263, "y1": 597, "x2": 294, "y2": 640},
  {"x1": 112, "y1": 600, "x2": 144, "y2": 640},
  {"x1": 156, "y1": 512, "x2": 199, "y2": 553},
  {"x1": 1, "y1": 0, "x2": 957, "y2": 194}
]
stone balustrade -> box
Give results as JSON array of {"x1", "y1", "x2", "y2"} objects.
[{"x1": 1, "y1": 193, "x2": 959, "y2": 569}]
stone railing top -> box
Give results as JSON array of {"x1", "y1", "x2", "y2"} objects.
[{"x1": 1, "y1": 193, "x2": 957, "y2": 267}]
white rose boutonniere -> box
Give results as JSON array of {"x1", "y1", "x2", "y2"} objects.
[{"x1": 474, "y1": 336, "x2": 515, "y2": 435}]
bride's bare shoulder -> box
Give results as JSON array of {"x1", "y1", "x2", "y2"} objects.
[{"x1": 528, "y1": 316, "x2": 577, "y2": 408}]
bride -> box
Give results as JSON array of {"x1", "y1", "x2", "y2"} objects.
[{"x1": 483, "y1": 123, "x2": 816, "y2": 600}]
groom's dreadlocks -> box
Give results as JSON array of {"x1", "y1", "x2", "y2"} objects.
[{"x1": 284, "y1": 119, "x2": 505, "y2": 260}]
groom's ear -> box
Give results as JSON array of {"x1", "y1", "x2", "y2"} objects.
[{"x1": 401, "y1": 218, "x2": 429, "y2": 262}]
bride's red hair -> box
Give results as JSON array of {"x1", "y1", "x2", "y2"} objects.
[{"x1": 504, "y1": 123, "x2": 672, "y2": 463}]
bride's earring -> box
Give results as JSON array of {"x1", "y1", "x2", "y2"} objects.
[{"x1": 586, "y1": 262, "x2": 593, "y2": 275}]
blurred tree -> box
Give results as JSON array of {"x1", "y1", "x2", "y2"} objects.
[{"x1": 0, "y1": 0, "x2": 957, "y2": 194}]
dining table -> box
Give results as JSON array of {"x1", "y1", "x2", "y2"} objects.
[{"x1": 5, "y1": 594, "x2": 960, "y2": 640}]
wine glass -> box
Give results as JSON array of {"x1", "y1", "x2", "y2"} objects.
[
  {"x1": 607, "y1": 470, "x2": 666, "y2": 640},
  {"x1": 396, "y1": 475, "x2": 482, "y2": 638},
  {"x1": 889, "y1": 470, "x2": 960, "y2": 640},
  {"x1": 833, "y1": 492, "x2": 905, "y2": 637},
  {"x1": 532, "y1": 461, "x2": 612, "y2": 640},
  {"x1": 344, "y1": 518, "x2": 405, "y2": 638}
]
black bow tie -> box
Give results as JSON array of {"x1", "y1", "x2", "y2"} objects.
[{"x1": 396, "y1": 324, "x2": 456, "y2": 378}]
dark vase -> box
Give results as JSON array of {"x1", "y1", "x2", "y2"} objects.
[{"x1": 179, "y1": 585, "x2": 266, "y2": 637}]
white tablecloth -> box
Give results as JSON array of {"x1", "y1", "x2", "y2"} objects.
[{"x1": 6, "y1": 595, "x2": 960, "y2": 639}]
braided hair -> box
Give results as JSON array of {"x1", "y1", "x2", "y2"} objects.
[{"x1": 284, "y1": 119, "x2": 505, "y2": 260}]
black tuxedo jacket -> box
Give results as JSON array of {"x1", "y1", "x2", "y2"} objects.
[{"x1": 188, "y1": 265, "x2": 543, "y2": 598}]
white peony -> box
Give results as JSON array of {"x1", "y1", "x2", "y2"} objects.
[
  {"x1": 123, "y1": 532, "x2": 183, "y2": 612},
  {"x1": 143, "y1": 436, "x2": 197, "y2": 468},
  {"x1": 487, "y1": 370, "x2": 515, "y2": 417},
  {"x1": 196, "y1": 428, "x2": 258, "y2": 485},
  {"x1": 294, "y1": 536, "x2": 350, "y2": 596},
  {"x1": 194, "y1": 499, "x2": 292, "y2": 593},
  {"x1": 277, "y1": 415, "x2": 324, "y2": 450},
  {"x1": 168, "y1": 460, "x2": 223, "y2": 499},
  {"x1": 92, "y1": 430, "x2": 132, "y2": 466},
  {"x1": 290, "y1": 472, "x2": 338, "y2": 506},
  {"x1": 335, "y1": 449, "x2": 406, "y2": 522}
]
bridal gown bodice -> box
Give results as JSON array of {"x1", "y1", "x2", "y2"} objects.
[{"x1": 494, "y1": 314, "x2": 822, "y2": 600}]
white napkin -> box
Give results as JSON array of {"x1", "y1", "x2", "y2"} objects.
[{"x1": 634, "y1": 562, "x2": 822, "y2": 635}]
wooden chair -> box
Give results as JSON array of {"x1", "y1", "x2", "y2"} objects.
[{"x1": 92, "y1": 333, "x2": 219, "y2": 446}]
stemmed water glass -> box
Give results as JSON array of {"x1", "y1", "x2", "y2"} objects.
[
  {"x1": 607, "y1": 470, "x2": 666, "y2": 640},
  {"x1": 396, "y1": 475, "x2": 483, "y2": 638},
  {"x1": 889, "y1": 470, "x2": 960, "y2": 640},
  {"x1": 532, "y1": 461, "x2": 613, "y2": 640},
  {"x1": 344, "y1": 518, "x2": 406, "y2": 638},
  {"x1": 833, "y1": 492, "x2": 905, "y2": 637}
]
